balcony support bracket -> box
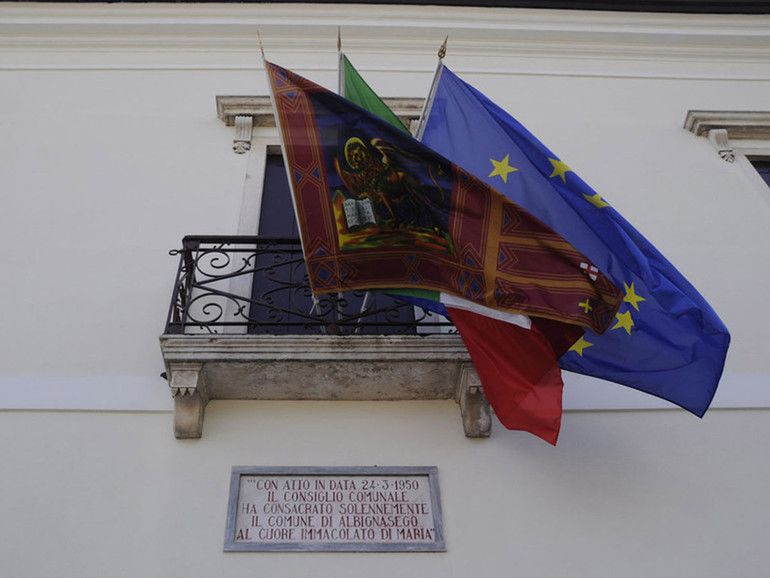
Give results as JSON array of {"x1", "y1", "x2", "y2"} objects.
[
  {"x1": 456, "y1": 363, "x2": 491, "y2": 438},
  {"x1": 168, "y1": 362, "x2": 209, "y2": 439}
]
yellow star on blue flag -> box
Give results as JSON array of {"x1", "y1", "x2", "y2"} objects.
[
  {"x1": 489, "y1": 154, "x2": 518, "y2": 183},
  {"x1": 569, "y1": 335, "x2": 594, "y2": 356},
  {"x1": 549, "y1": 158, "x2": 571, "y2": 182},
  {"x1": 623, "y1": 282, "x2": 646, "y2": 311},
  {"x1": 612, "y1": 310, "x2": 635, "y2": 335},
  {"x1": 584, "y1": 192, "x2": 610, "y2": 209}
]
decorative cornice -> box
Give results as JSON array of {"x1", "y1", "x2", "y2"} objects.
[
  {"x1": 216, "y1": 95, "x2": 425, "y2": 151},
  {"x1": 216, "y1": 96, "x2": 273, "y2": 127},
  {"x1": 684, "y1": 110, "x2": 770, "y2": 139},
  {"x1": 2, "y1": 4, "x2": 770, "y2": 65},
  {"x1": 9, "y1": 1, "x2": 770, "y2": 15},
  {"x1": 216, "y1": 95, "x2": 424, "y2": 129},
  {"x1": 684, "y1": 110, "x2": 770, "y2": 162},
  {"x1": 160, "y1": 334, "x2": 469, "y2": 362}
]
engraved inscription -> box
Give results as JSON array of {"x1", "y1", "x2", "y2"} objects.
[{"x1": 224, "y1": 467, "x2": 444, "y2": 552}]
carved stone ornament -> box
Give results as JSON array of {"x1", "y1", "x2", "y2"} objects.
[
  {"x1": 168, "y1": 362, "x2": 208, "y2": 439},
  {"x1": 455, "y1": 364, "x2": 492, "y2": 438},
  {"x1": 707, "y1": 128, "x2": 734, "y2": 163},
  {"x1": 684, "y1": 110, "x2": 770, "y2": 162},
  {"x1": 232, "y1": 115, "x2": 253, "y2": 154}
]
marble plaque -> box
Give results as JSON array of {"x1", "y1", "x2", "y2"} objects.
[{"x1": 224, "y1": 466, "x2": 445, "y2": 552}]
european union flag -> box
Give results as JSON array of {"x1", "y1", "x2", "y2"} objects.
[{"x1": 420, "y1": 65, "x2": 730, "y2": 417}]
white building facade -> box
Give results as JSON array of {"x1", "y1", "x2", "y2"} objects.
[{"x1": 1, "y1": 2, "x2": 769, "y2": 576}]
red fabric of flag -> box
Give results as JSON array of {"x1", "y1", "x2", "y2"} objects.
[{"x1": 448, "y1": 307, "x2": 577, "y2": 445}]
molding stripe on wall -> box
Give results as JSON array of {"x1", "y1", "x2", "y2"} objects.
[{"x1": 0, "y1": 373, "x2": 766, "y2": 413}]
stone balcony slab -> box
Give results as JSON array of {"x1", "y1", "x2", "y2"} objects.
[{"x1": 160, "y1": 334, "x2": 490, "y2": 439}]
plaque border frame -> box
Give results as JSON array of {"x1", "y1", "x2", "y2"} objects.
[{"x1": 224, "y1": 466, "x2": 445, "y2": 552}]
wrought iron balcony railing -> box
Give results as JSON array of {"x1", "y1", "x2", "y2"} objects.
[{"x1": 165, "y1": 235, "x2": 454, "y2": 336}]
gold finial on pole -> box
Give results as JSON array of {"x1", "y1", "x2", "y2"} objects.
[
  {"x1": 438, "y1": 35, "x2": 448, "y2": 60},
  {"x1": 257, "y1": 31, "x2": 265, "y2": 59},
  {"x1": 337, "y1": 26, "x2": 342, "y2": 52}
]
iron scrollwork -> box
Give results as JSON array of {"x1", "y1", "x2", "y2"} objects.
[{"x1": 165, "y1": 236, "x2": 454, "y2": 336}]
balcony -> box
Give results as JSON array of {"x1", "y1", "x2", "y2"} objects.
[{"x1": 159, "y1": 236, "x2": 491, "y2": 439}]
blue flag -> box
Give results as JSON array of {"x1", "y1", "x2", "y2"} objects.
[{"x1": 420, "y1": 65, "x2": 730, "y2": 417}]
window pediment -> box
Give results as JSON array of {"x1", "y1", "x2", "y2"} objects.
[{"x1": 216, "y1": 95, "x2": 425, "y2": 153}]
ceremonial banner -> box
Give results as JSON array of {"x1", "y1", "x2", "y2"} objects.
[
  {"x1": 419, "y1": 65, "x2": 730, "y2": 416},
  {"x1": 267, "y1": 61, "x2": 622, "y2": 337}
]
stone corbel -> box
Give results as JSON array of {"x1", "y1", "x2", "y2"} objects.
[
  {"x1": 455, "y1": 364, "x2": 491, "y2": 438},
  {"x1": 168, "y1": 362, "x2": 208, "y2": 439},
  {"x1": 233, "y1": 115, "x2": 253, "y2": 154},
  {"x1": 707, "y1": 128, "x2": 734, "y2": 163}
]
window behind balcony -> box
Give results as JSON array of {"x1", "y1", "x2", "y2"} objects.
[
  {"x1": 750, "y1": 159, "x2": 770, "y2": 187},
  {"x1": 248, "y1": 154, "x2": 416, "y2": 334}
]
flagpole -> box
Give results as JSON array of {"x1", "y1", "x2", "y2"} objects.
[
  {"x1": 337, "y1": 27, "x2": 345, "y2": 96},
  {"x1": 414, "y1": 36, "x2": 447, "y2": 141},
  {"x1": 334, "y1": 27, "x2": 351, "y2": 317}
]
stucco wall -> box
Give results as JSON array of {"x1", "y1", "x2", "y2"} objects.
[
  {"x1": 2, "y1": 405, "x2": 769, "y2": 577},
  {"x1": 1, "y1": 3, "x2": 769, "y2": 576}
]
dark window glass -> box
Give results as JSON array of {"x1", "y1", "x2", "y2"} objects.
[
  {"x1": 258, "y1": 155, "x2": 299, "y2": 237},
  {"x1": 750, "y1": 159, "x2": 770, "y2": 187},
  {"x1": 249, "y1": 154, "x2": 415, "y2": 334},
  {"x1": 248, "y1": 155, "x2": 311, "y2": 334}
]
